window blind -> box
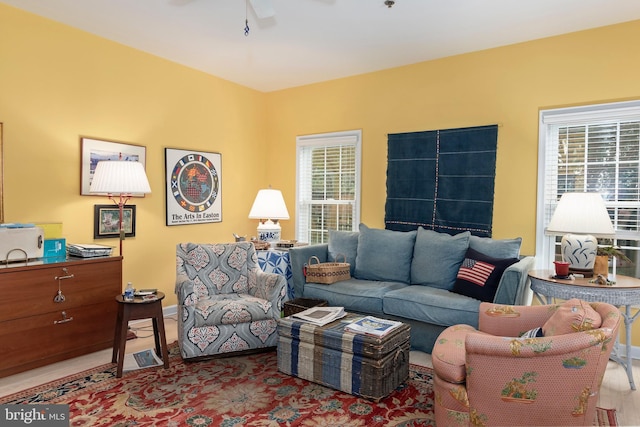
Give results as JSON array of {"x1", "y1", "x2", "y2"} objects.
[{"x1": 296, "y1": 131, "x2": 361, "y2": 244}]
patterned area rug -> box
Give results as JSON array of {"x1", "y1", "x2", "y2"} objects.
[
  {"x1": 1, "y1": 343, "x2": 434, "y2": 426},
  {"x1": 0, "y1": 343, "x2": 618, "y2": 426}
]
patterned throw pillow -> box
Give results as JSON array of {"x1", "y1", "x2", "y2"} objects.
[
  {"x1": 542, "y1": 298, "x2": 602, "y2": 336},
  {"x1": 452, "y1": 248, "x2": 519, "y2": 302}
]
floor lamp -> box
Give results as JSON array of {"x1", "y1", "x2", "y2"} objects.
[{"x1": 89, "y1": 160, "x2": 151, "y2": 256}]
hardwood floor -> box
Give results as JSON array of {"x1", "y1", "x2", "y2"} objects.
[{"x1": 1, "y1": 315, "x2": 639, "y2": 426}]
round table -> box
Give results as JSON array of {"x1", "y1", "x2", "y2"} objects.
[
  {"x1": 528, "y1": 270, "x2": 640, "y2": 390},
  {"x1": 112, "y1": 291, "x2": 170, "y2": 378}
]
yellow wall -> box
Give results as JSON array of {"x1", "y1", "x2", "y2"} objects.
[
  {"x1": 265, "y1": 20, "x2": 640, "y2": 346},
  {"x1": 0, "y1": 4, "x2": 268, "y2": 306},
  {"x1": 1, "y1": 4, "x2": 639, "y2": 346}
]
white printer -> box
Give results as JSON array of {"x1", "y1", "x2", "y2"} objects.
[{"x1": 0, "y1": 224, "x2": 45, "y2": 263}]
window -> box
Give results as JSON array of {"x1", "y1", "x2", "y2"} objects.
[
  {"x1": 537, "y1": 100, "x2": 640, "y2": 278},
  {"x1": 296, "y1": 130, "x2": 362, "y2": 244}
]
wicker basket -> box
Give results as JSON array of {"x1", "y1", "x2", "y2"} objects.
[
  {"x1": 305, "y1": 255, "x2": 351, "y2": 284},
  {"x1": 284, "y1": 297, "x2": 328, "y2": 317}
]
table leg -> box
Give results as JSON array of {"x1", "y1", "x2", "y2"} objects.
[
  {"x1": 152, "y1": 304, "x2": 170, "y2": 369},
  {"x1": 621, "y1": 305, "x2": 638, "y2": 390},
  {"x1": 112, "y1": 305, "x2": 124, "y2": 363},
  {"x1": 115, "y1": 305, "x2": 130, "y2": 378}
]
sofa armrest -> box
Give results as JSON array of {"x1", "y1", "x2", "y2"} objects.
[
  {"x1": 175, "y1": 274, "x2": 200, "y2": 307},
  {"x1": 492, "y1": 256, "x2": 535, "y2": 306},
  {"x1": 288, "y1": 244, "x2": 329, "y2": 298}
]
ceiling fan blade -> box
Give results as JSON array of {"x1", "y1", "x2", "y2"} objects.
[{"x1": 249, "y1": 0, "x2": 275, "y2": 19}]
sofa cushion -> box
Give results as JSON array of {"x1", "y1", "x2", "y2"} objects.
[
  {"x1": 328, "y1": 229, "x2": 358, "y2": 276},
  {"x1": 452, "y1": 248, "x2": 519, "y2": 302},
  {"x1": 542, "y1": 298, "x2": 602, "y2": 336},
  {"x1": 410, "y1": 228, "x2": 470, "y2": 290},
  {"x1": 469, "y1": 235, "x2": 522, "y2": 259},
  {"x1": 354, "y1": 224, "x2": 416, "y2": 284},
  {"x1": 303, "y1": 278, "x2": 407, "y2": 315},
  {"x1": 383, "y1": 286, "x2": 480, "y2": 328}
]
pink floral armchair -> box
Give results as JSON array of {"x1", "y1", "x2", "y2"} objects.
[
  {"x1": 175, "y1": 242, "x2": 287, "y2": 359},
  {"x1": 432, "y1": 300, "x2": 620, "y2": 426}
]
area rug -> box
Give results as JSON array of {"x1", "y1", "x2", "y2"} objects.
[
  {"x1": 1, "y1": 343, "x2": 434, "y2": 426},
  {"x1": 0, "y1": 343, "x2": 618, "y2": 426}
]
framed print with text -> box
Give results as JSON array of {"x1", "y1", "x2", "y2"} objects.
[
  {"x1": 165, "y1": 148, "x2": 222, "y2": 226},
  {"x1": 81, "y1": 137, "x2": 147, "y2": 195},
  {"x1": 94, "y1": 204, "x2": 136, "y2": 239}
]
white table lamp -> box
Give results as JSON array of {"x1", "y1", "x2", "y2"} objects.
[
  {"x1": 89, "y1": 159, "x2": 151, "y2": 256},
  {"x1": 546, "y1": 192, "x2": 614, "y2": 276},
  {"x1": 248, "y1": 188, "x2": 289, "y2": 242}
]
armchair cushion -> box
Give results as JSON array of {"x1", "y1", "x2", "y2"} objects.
[
  {"x1": 195, "y1": 294, "x2": 275, "y2": 327},
  {"x1": 542, "y1": 298, "x2": 602, "y2": 336}
]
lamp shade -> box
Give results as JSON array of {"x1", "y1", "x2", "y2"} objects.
[
  {"x1": 546, "y1": 192, "x2": 614, "y2": 237},
  {"x1": 89, "y1": 161, "x2": 151, "y2": 195},
  {"x1": 248, "y1": 189, "x2": 289, "y2": 220}
]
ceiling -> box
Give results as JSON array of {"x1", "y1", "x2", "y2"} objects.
[{"x1": 3, "y1": 0, "x2": 640, "y2": 92}]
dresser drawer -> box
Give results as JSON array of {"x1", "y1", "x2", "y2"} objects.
[
  {"x1": 0, "y1": 300, "x2": 116, "y2": 377},
  {"x1": 0, "y1": 258, "x2": 121, "y2": 322}
]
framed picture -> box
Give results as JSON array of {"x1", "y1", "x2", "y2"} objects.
[
  {"x1": 81, "y1": 137, "x2": 147, "y2": 196},
  {"x1": 94, "y1": 204, "x2": 136, "y2": 239},
  {"x1": 165, "y1": 148, "x2": 222, "y2": 226}
]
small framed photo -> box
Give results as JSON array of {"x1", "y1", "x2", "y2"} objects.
[
  {"x1": 94, "y1": 204, "x2": 136, "y2": 239},
  {"x1": 81, "y1": 137, "x2": 147, "y2": 196}
]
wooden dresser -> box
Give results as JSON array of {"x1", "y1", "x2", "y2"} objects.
[{"x1": 0, "y1": 256, "x2": 122, "y2": 378}]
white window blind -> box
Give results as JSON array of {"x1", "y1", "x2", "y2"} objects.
[
  {"x1": 296, "y1": 131, "x2": 361, "y2": 244},
  {"x1": 537, "y1": 100, "x2": 640, "y2": 277}
]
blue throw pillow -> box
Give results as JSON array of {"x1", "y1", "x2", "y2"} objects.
[
  {"x1": 328, "y1": 229, "x2": 359, "y2": 276},
  {"x1": 453, "y1": 248, "x2": 519, "y2": 302},
  {"x1": 410, "y1": 228, "x2": 470, "y2": 290},
  {"x1": 469, "y1": 235, "x2": 522, "y2": 259},
  {"x1": 354, "y1": 224, "x2": 416, "y2": 283}
]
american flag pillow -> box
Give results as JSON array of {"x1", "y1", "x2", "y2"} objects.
[{"x1": 453, "y1": 248, "x2": 519, "y2": 302}]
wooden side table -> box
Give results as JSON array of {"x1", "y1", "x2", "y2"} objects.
[
  {"x1": 528, "y1": 270, "x2": 640, "y2": 390},
  {"x1": 112, "y1": 291, "x2": 170, "y2": 378}
]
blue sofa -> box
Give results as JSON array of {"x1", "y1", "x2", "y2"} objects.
[{"x1": 288, "y1": 224, "x2": 535, "y2": 353}]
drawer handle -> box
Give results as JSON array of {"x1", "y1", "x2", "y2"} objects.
[
  {"x1": 55, "y1": 268, "x2": 75, "y2": 281},
  {"x1": 54, "y1": 311, "x2": 74, "y2": 324}
]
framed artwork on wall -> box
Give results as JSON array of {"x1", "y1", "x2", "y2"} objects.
[
  {"x1": 81, "y1": 137, "x2": 147, "y2": 196},
  {"x1": 94, "y1": 204, "x2": 136, "y2": 239},
  {"x1": 165, "y1": 148, "x2": 222, "y2": 226}
]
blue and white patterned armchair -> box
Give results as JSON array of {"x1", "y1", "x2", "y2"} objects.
[{"x1": 175, "y1": 242, "x2": 287, "y2": 359}]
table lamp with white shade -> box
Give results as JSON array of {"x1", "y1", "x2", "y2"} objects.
[
  {"x1": 545, "y1": 192, "x2": 614, "y2": 277},
  {"x1": 248, "y1": 188, "x2": 289, "y2": 242},
  {"x1": 89, "y1": 159, "x2": 151, "y2": 256}
]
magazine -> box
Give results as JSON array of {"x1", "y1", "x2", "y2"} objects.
[
  {"x1": 345, "y1": 316, "x2": 403, "y2": 337},
  {"x1": 291, "y1": 306, "x2": 346, "y2": 326},
  {"x1": 123, "y1": 348, "x2": 163, "y2": 371}
]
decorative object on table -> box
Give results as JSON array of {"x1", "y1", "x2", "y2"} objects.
[
  {"x1": 251, "y1": 239, "x2": 270, "y2": 250},
  {"x1": 305, "y1": 254, "x2": 351, "y2": 284},
  {"x1": 594, "y1": 244, "x2": 633, "y2": 276},
  {"x1": 232, "y1": 233, "x2": 246, "y2": 242},
  {"x1": 248, "y1": 187, "x2": 289, "y2": 242},
  {"x1": 80, "y1": 137, "x2": 147, "y2": 196},
  {"x1": 94, "y1": 204, "x2": 136, "y2": 239},
  {"x1": 89, "y1": 157, "x2": 151, "y2": 256},
  {"x1": 553, "y1": 260, "x2": 570, "y2": 278},
  {"x1": 275, "y1": 239, "x2": 297, "y2": 249},
  {"x1": 590, "y1": 274, "x2": 615, "y2": 286},
  {"x1": 545, "y1": 192, "x2": 614, "y2": 277},
  {"x1": 164, "y1": 148, "x2": 221, "y2": 226}
]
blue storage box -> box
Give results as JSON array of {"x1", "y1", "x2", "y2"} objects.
[{"x1": 44, "y1": 238, "x2": 66, "y2": 258}]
